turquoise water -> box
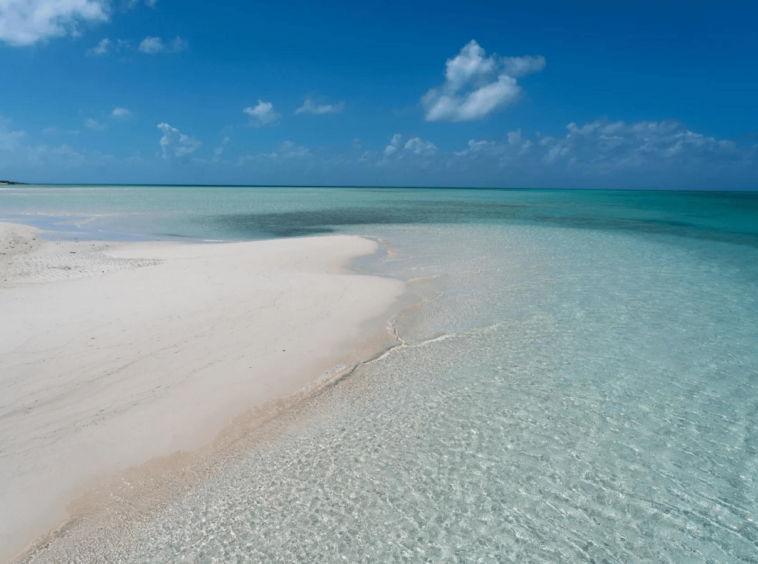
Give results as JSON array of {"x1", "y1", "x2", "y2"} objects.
[
  {"x1": 3, "y1": 187, "x2": 758, "y2": 562},
  {"x1": 2, "y1": 186, "x2": 758, "y2": 244}
]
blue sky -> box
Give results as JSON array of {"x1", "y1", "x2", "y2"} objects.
[{"x1": 0, "y1": 0, "x2": 756, "y2": 188}]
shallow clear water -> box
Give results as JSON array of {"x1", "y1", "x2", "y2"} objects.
[{"x1": 3, "y1": 187, "x2": 758, "y2": 562}]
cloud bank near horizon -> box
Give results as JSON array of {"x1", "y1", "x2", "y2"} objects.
[{"x1": 4, "y1": 112, "x2": 754, "y2": 189}]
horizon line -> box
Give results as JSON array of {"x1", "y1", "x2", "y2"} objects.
[{"x1": 6, "y1": 183, "x2": 758, "y2": 193}]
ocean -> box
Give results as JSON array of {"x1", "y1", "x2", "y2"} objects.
[{"x1": 2, "y1": 186, "x2": 758, "y2": 562}]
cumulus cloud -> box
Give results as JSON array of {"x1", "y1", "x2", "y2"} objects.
[
  {"x1": 382, "y1": 134, "x2": 437, "y2": 158},
  {"x1": 384, "y1": 133, "x2": 403, "y2": 156},
  {"x1": 110, "y1": 107, "x2": 131, "y2": 118},
  {"x1": 157, "y1": 122, "x2": 200, "y2": 160},
  {"x1": 538, "y1": 119, "x2": 738, "y2": 172},
  {"x1": 295, "y1": 99, "x2": 345, "y2": 115},
  {"x1": 0, "y1": 0, "x2": 110, "y2": 46},
  {"x1": 139, "y1": 36, "x2": 162, "y2": 54},
  {"x1": 454, "y1": 129, "x2": 532, "y2": 160},
  {"x1": 421, "y1": 40, "x2": 545, "y2": 122},
  {"x1": 243, "y1": 101, "x2": 281, "y2": 127},
  {"x1": 355, "y1": 119, "x2": 756, "y2": 188},
  {"x1": 87, "y1": 37, "x2": 111, "y2": 55},
  {"x1": 86, "y1": 37, "x2": 130, "y2": 56},
  {"x1": 84, "y1": 118, "x2": 107, "y2": 131},
  {"x1": 404, "y1": 137, "x2": 438, "y2": 156},
  {"x1": 438, "y1": 118, "x2": 758, "y2": 189},
  {"x1": 139, "y1": 35, "x2": 187, "y2": 54},
  {"x1": 449, "y1": 119, "x2": 742, "y2": 172},
  {"x1": 88, "y1": 35, "x2": 188, "y2": 58}
]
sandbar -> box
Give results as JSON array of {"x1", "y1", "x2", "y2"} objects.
[{"x1": 0, "y1": 222, "x2": 405, "y2": 561}]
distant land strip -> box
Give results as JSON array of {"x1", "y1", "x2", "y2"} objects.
[{"x1": 0, "y1": 180, "x2": 27, "y2": 185}]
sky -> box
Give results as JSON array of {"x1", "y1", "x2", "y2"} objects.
[{"x1": 0, "y1": 0, "x2": 756, "y2": 189}]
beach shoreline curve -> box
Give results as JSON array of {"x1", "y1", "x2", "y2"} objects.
[{"x1": 0, "y1": 222, "x2": 408, "y2": 562}]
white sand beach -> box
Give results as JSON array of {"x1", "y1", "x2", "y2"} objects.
[{"x1": 0, "y1": 223, "x2": 405, "y2": 561}]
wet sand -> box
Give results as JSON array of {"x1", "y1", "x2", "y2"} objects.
[{"x1": 0, "y1": 222, "x2": 405, "y2": 561}]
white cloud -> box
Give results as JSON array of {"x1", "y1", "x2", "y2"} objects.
[
  {"x1": 87, "y1": 37, "x2": 130, "y2": 56},
  {"x1": 295, "y1": 99, "x2": 345, "y2": 115},
  {"x1": 87, "y1": 37, "x2": 111, "y2": 55},
  {"x1": 243, "y1": 101, "x2": 281, "y2": 127},
  {"x1": 111, "y1": 107, "x2": 131, "y2": 118},
  {"x1": 157, "y1": 122, "x2": 200, "y2": 160},
  {"x1": 382, "y1": 134, "x2": 437, "y2": 158},
  {"x1": 0, "y1": 0, "x2": 109, "y2": 46},
  {"x1": 139, "y1": 35, "x2": 187, "y2": 54},
  {"x1": 404, "y1": 137, "x2": 438, "y2": 156},
  {"x1": 384, "y1": 133, "x2": 403, "y2": 156},
  {"x1": 445, "y1": 119, "x2": 751, "y2": 185},
  {"x1": 454, "y1": 139, "x2": 496, "y2": 157},
  {"x1": 353, "y1": 119, "x2": 756, "y2": 188},
  {"x1": 421, "y1": 40, "x2": 545, "y2": 122},
  {"x1": 539, "y1": 119, "x2": 736, "y2": 171},
  {"x1": 500, "y1": 56, "x2": 548, "y2": 78},
  {"x1": 84, "y1": 118, "x2": 106, "y2": 131},
  {"x1": 139, "y1": 36, "x2": 162, "y2": 53}
]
